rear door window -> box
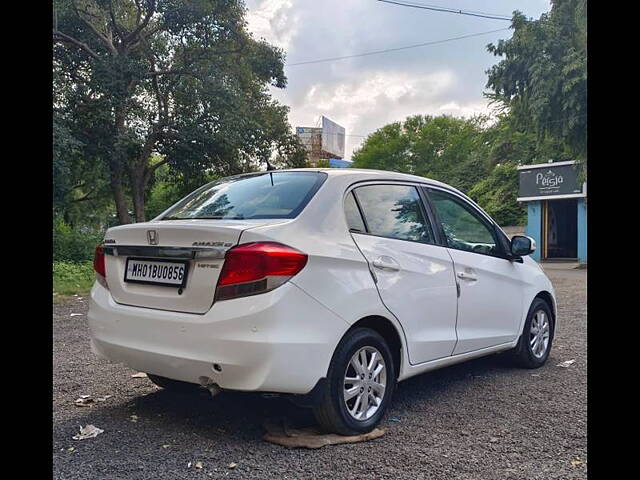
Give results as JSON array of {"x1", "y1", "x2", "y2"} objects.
[
  {"x1": 352, "y1": 184, "x2": 435, "y2": 243},
  {"x1": 344, "y1": 191, "x2": 366, "y2": 232},
  {"x1": 161, "y1": 172, "x2": 327, "y2": 220}
]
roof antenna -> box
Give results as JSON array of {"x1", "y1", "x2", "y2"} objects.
[{"x1": 265, "y1": 157, "x2": 276, "y2": 171}]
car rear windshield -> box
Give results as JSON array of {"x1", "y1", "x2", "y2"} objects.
[{"x1": 160, "y1": 171, "x2": 327, "y2": 220}]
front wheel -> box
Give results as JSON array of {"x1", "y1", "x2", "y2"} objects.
[
  {"x1": 313, "y1": 328, "x2": 396, "y2": 435},
  {"x1": 509, "y1": 298, "x2": 554, "y2": 368}
]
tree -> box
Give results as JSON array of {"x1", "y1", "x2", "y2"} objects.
[
  {"x1": 485, "y1": 0, "x2": 586, "y2": 172},
  {"x1": 53, "y1": 64, "x2": 114, "y2": 228},
  {"x1": 467, "y1": 163, "x2": 526, "y2": 226},
  {"x1": 53, "y1": 0, "x2": 300, "y2": 223},
  {"x1": 481, "y1": 114, "x2": 573, "y2": 169},
  {"x1": 352, "y1": 115, "x2": 490, "y2": 193}
]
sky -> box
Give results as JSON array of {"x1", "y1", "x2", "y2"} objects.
[{"x1": 245, "y1": 0, "x2": 551, "y2": 161}]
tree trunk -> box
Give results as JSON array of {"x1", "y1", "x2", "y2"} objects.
[
  {"x1": 131, "y1": 128, "x2": 161, "y2": 223},
  {"x1": 110, "y1": 104, "x2": 131, "y2": 224},
  {"x1": 110, "y1": 168, "x2": 130, "y2": 224},
  {"x1": 131, "y1": 168, "x2": 146, "y2": 223}
]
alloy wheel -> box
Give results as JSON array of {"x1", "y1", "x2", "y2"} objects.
[
  {"x1": 529, "y1": 310, "x2": 550, "y2": 358},
  {"x1": 343, "y1": 346, "x2": 387, "y2": 420}
]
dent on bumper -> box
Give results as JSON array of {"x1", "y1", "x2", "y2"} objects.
[{"x1": 87, "y1": 282, "x2": 349, "y2": 394}]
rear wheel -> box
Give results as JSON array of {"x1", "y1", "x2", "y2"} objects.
[
  {"x1": 509, "y1": 298, "x2": 554, "y2": 368},
  {"x1": 313, "y1": 328, "x2": 396, "y2": 435},
  {"x1": 147, "y1": 374, "x2": 201, "y2": 393}
]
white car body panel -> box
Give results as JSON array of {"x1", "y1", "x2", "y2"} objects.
[
  {"x1": 448, "y1": 248, "x2": 525, "y2": 354},
  {"x1": 87, "y1": 168, "x2": 556, "y2": 394},
  {"x1": 350, "y1": 232, "x2": 458, "y2": 364},
  {"x1": 104, "y1": 220, "x2": 284, "y2": 314},
  {"x1": 89, "y1": 280, "x2": 349, "y2": 394}
]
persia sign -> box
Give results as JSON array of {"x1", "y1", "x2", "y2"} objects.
[{"x1": 517, "y1": 162, "x2": 585, "y2": 200}]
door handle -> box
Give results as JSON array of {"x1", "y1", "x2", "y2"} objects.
[
  {"x1": 372, "y1": 256, "x2": 400, "y2": 272},
  {"x1": 457, "y1": 271, "x2": 477, "y2": 281}
]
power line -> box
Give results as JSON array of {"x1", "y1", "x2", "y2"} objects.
[
  {"x1": 287, "y1": 28, "x2": 510, "y2": 66},
  {"x1": 376, "y1": 0, "x2": 512, "y2": 21}
]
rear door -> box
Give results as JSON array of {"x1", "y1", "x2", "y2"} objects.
[
  {"x1": 424, "y1": 187, "x2": 525, "y2": 354},
  {"x1": 347, "y1": 183, "x2": 458, "y2": 365}
]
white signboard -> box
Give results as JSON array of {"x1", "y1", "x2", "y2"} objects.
[{"x1": 321, "y1": 116, "x2": 345, "y2": 159}]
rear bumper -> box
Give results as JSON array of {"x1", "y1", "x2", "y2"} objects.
[{"x1": 87, "y1": 282, "x2": 348, "y2": 394}]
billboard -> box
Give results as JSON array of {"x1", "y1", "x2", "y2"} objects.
[
  {"x1": 517, "y1": 161, "x2": 585, "y2": 201},
  {"x1": 321, "y1": 116, "x2": 345, "y2": 159}
]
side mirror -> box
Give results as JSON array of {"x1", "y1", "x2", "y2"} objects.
[{"x1": 511, "y1": 235, "x2": 536, "y2": 257}]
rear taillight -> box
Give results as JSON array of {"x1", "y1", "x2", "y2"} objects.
[
  {"x1": 93, "y1": 245, "x2": 108, "y2": 289},
  {"x1": 215, "y1": 242, "x2": 308, "y2": 301}
]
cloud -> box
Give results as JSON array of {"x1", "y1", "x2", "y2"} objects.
[
  {"x1": 438, "y1": 101, "x2": 493, "y2": 117},
  {"x1": 245, "y1": 0, "x2": 552, "y2": 160},
  {"x1": 245, "y1": 0, "x2": 299, "y2": 51},
  {"x1": 277, "y1": 69, "x2": 493, "y2": 159}
]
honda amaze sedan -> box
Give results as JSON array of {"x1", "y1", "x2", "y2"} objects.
[{"x1": 88, "y1": 169, "x2": 556, "y2": 434}]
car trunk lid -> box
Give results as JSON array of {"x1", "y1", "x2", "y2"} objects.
[{"x1": 102, "y1": 219, "x2": 286, "y2": 314}]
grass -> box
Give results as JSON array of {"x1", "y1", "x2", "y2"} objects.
[{"x1": 53, "y1": 261, "x2": 95, "y2": 300}]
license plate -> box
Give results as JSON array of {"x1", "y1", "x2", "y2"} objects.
[{"x1": 124, "y1": 257, "x2": 189, "y2": 288}]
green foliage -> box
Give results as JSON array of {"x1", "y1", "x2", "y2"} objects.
[
  {"x1": 145, "y1": 176, "x2": 184, "y2": 220},
  {"x1": 351, "y1": 113, "x2": 552, "y2": 226},
  {"x1": 486, "y1": 0, "x2": 586, "y2": 172},
  {"x1": 145, "y1": 163, "x2": 222, "y2": 219},
  {"x1": 53, "y1": 261, "x2": 95, "y2": 296},
  {"x1": 53, "y1": 218, "x2": 104, "y2": 262},
  {"x1": 468, "y1": 164, "x2": 526, "y2": 226},
  {"x1": 315, "y1": 159, "x2": 332, "y2": 168},
  {"x1": 53, "y1": 0, "x2": 302, "y2": 223},
  {"x1": 271, "y1": 136, "x2": 310, "y2": 169},
  {"x1": 352, "y1": 115, "x2": 490, "y2": 193},
  {"x1": 482, "y1": 114, "x2": 573, "y2": 168},
  {"x1": 53, "y1": 99, "x2": 114, "y2": 227}
]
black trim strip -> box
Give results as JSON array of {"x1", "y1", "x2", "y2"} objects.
[
  {"x1": 350, "y1": 190, "x2": 369, "y2": 233},
  {"x1": 103, "y1": 245, "x2": 228, "y2": 259}
]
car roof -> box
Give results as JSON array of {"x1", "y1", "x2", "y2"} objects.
[{"x1": 273, "y1": 167, "x2": 456, "y2": 191}]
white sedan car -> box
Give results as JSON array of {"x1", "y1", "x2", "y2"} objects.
[{"x1": 88, "y1": 168, "x2": 556, "y2": 434}]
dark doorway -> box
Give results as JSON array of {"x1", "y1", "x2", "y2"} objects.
[{"x1": 543, "y1": 199, "x2": 578, "y2": 259}]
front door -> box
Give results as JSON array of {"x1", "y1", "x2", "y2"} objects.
[
  {"x1": 346, "y1": 184, "x2": 459, "y2": 365},
  {"x1": 426, "y1": 187, "x2": 525, "y2": 355}
]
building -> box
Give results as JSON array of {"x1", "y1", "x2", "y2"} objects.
[
  {"x1": 296, "y1": 116, "x2": 346, "y2": 167},
  {"x1": 328, "y1": 158, "x2": 352, "y2": 168},
  {"x1": 517, "y1": 161, "x2": 587, "y2": 265}
]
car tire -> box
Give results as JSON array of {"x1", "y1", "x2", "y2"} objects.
[
  {"x1": 147, "y1": 374, "x2": 201, "y2": 393},
  {"x1": 509, "y1": 298, "x2": 555, "y2": 369},
  {"x1": 313, "y1": 328, "x2": 396, "y2": 435}
]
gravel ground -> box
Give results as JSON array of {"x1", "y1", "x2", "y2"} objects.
[{"x1": 53, "y1": 269, "x2": 586, "y2": 479}]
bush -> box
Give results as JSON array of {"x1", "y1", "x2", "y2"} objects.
[
  {"x1": 53, "y1": 219, "x2": 104, "y2": 262},
  {"x1": 53, "y1": 261, "x2": 95, "y2": 295}
]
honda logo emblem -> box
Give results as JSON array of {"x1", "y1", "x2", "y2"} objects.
[{"x1": 147, "y1": 230, "x2": 159, "y2": 245}]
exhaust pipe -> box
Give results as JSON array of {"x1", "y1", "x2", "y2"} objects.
[{"x1": 198, "y1": 376, "x2": 222, "y2": 398}]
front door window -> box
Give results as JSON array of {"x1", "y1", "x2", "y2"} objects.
[{"x1": 427, "y1": 189, "x2": 498, "y2": 256}]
